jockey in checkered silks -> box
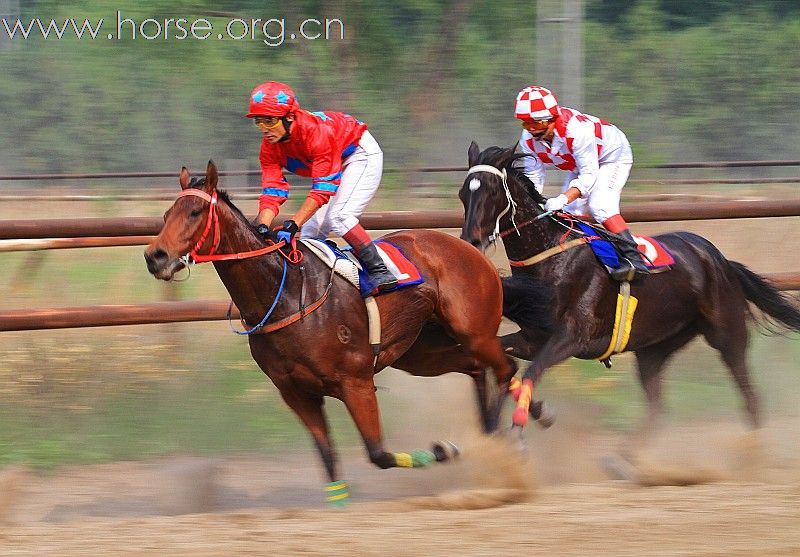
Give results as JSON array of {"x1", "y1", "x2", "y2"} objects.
[{"x1": 514, "y1": 85, "x2": 650, "y2": 281}]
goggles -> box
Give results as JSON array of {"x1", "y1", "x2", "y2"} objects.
[
  {"x1": 254, "y1": 116, "x2": 283, "y2": 131},
  {"x1": 520, "y1": 119, "x2": 553, "y2": 131}
]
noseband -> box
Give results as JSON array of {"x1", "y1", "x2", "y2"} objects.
[{"x1": 465, "y1": 164, "x2": 519, "y2": 243}]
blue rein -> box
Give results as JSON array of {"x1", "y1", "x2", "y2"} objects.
[{"x1": 228, "y1": 258, "x2": 289, "y2": 335}]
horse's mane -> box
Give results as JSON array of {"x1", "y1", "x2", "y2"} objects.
[
  {"x1": 476, "y1": 145, "x2": 548, "y2": 205},
  {"x1": 188, "y1": 177, "x2": 260, "y2": 235}
]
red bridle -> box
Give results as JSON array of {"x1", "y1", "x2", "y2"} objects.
[{"x1": 175, "y1": 188, "x2": 295, "y2": 263}]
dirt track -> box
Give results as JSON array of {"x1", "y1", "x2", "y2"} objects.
[{"x1": 2, "y1": 413, "x2": 800, "y2": 557}]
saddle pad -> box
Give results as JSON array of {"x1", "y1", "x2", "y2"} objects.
[
  {"x1": 301, "y1": 239, "x2": 425, "y2": 297},
  {"x1": 575, "y1": 222, "x2": 675, "y2": 271},
  {"x1": 350, "y1": 240, "x2": 425, "y2": 297}
]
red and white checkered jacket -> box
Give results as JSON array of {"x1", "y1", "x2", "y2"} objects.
[{"x1": 519, "y1": 106, "x2": 633, "y2": 195}]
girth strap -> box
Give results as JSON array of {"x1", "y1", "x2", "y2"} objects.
[{"x1": 245, "y1": 265, "x2": 337, "y2": 335}]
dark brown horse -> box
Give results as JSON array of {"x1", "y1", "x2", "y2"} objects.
[
  {"x1": 459, "y1": 143, "x2": 800, "y2": 442},
  {"x1": 144, "y1": 161, "x2": 532, "y2": 502}
]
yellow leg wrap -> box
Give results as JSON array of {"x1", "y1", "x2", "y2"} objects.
[
  {"x1": 324, "y1": 480, "x2": 349, "y2": 506},
  {"x1": 393, "y1": 450, "x2": 435, "y2": 468}
]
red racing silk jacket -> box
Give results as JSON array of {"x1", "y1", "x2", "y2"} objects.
[{"x1": 258, "y1": 109, "x2": 368, "y2": 214}]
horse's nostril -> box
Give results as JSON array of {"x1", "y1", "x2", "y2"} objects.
[{"x1": 144, "y1": 249, "x2": 168, "y2": 272}]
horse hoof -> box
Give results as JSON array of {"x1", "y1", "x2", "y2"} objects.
[
  {"x1": 431, "y1": 440, "x2": 460, "y2": 462},
  {"x1": 531, "y1": 400, "x2": 556, "y2": 429}
]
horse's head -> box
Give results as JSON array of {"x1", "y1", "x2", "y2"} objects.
[
  {"x1": 144, "y1": 160, "x2": 220, "y2": 280},
  {"x1": 459, "y1": 141, "x2": 531, "y2": 252}
]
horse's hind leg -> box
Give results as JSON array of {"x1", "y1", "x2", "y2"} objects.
[
  {"x1": 702, "y1": 315, "x2": 761, "y2": 428},
  {"x1": 393, "y1": 323, "x2": 495, "y2": 433},
  {"x1": 340, "y1": 376, "x2": 456, "y2": 470}
]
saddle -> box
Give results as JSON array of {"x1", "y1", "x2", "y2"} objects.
[
  {"x1": 301, "y1": 239, "x2": 425, "y2": 297},
  {"x1": 574, "y1": 222, "x2": 674, "y2": 275},
  {"x1": 301, "y1": 239, "x2": 425, "y2": 363}
]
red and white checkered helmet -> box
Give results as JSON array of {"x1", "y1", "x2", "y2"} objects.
[
  {"x1": 247, "y1": 81, "x2": 300, "y2": 118},
  {"x1": 514, "y1": 86, "x2": 559, "y2": 121}
]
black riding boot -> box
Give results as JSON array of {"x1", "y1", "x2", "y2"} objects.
[
  {"x1": 611, "y1": 229, "x2": 650, "y2": 281},
  {"x1": 353, "y1": 242, "x2": 399, "y2": 292}
]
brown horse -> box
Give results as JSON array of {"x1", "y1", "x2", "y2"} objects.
[
  {"x1": 144, "y1": 161, "x2": 530, "y2": 502},
  {"x1": 459, "y1": 143, "x2": 800, "y2": 443}
]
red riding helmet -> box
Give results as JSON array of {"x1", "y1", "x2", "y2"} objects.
[
  {"x1": 514, "y1": 85, "x2": 559, "y2": 121},
  {"x1": 247, "y1": 81, "x2": 299, "y2": 118}
]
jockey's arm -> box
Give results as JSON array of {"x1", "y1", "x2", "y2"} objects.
[
  {"x1": 257, "y1": 195, "x2": 321, "y2": 229},
  {"x1": 288, "y1": 196, "x2": 321, "y2": 227},
  {"x1": 562, "y1": 186, "x2": 582, "y2": 204},
  {"x1": 519, "y1": 133, "x2": 545, "y2": 192},
  {"x1": 257, "y1": 148, "x2": 289, "y2": 227},
  {"x1": 256, "y1": 207, "x2": 277, "y2": 227}
]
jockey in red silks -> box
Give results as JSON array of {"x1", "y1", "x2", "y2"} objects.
[
  {"x1": 514, "y1": 85, "x2": 649, "y2": 280},
  {"x1": 247, "y1": 81, "x2": 397, "y2": 292}
]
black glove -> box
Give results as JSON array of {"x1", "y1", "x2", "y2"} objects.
[
  {"x1": 275, "y1": 220, "x2": 300, "y2": 244},
  {"x1": 256, "y1": 223, "x2": 272, "y2": 239}
]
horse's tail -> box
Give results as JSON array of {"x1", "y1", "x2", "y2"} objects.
[
  {"x1": 501, "y1": 274, "x2": 555, "y2": 334},
  {"x1": 729, "y1": 260, "x2": 800, "y2": 333}
]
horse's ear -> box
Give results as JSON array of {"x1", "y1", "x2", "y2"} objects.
[
  {"x1": 179, "y1": 167, "x2": 190, "y2": 190},
  {"x1": 468, "y1": 141, "x2": 480, "y2": 167},
  {"x1": 205, "y1": 160, "x2": 218, "y2": 191}
]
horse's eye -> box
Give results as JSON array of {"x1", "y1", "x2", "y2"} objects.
[{"x1": 190, "y1": 209, "x2": 202, "y2": 217}]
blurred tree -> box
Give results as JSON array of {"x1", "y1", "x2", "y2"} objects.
[{"x1": 0, "y1": 0, "x2": 798, "y2": 174}]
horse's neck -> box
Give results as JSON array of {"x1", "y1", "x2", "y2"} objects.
[
  {"x1": 501, "y1": 185, "x2": 562, "y2": 261},
  {"x1": 211, "y1": 205, "x2": 288, "y2": 319}
]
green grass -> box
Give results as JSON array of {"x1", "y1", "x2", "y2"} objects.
[
  {"x1": 538, "y1": 333, "x2": 800, "y2": 430},
  {"x1": 0, "y1": 326, "x2": 362, "y2": 471}
]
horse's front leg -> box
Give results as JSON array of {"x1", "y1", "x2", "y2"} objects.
[
  {"x1": 340, "y1": 376, "x2": 458, "y2": 471},
  {"x1": 501, "y1": 332, "x2": 556, "y2": 427},
  {"x1": 512, "y1": 334, "x2": 578, "y2": 429},
  {"x1": 277, "y1": 387, "x2": 347, "y2": 505}
]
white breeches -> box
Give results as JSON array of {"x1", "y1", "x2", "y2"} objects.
[
  {"x1": 301, "y1": 130, "x2": 383, "y2": 240},
  {"x1": 562, "y1": 162, "x2": 632, "y2": 223}
]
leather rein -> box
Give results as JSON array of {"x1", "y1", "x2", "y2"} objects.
[
  {"x1": 174, "y1": 188, "x2": 333, "y2": 334},
  {"x1": 464, "y1": 165, "x2": 593, "y2": 267}
]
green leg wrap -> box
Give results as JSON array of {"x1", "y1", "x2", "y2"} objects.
[
  {"x1": 324, "y1": 480, "x2": 349, "y2": 506},
  {"x1": 393, "y1": 449, "x2": 436, "y2": 468}
]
